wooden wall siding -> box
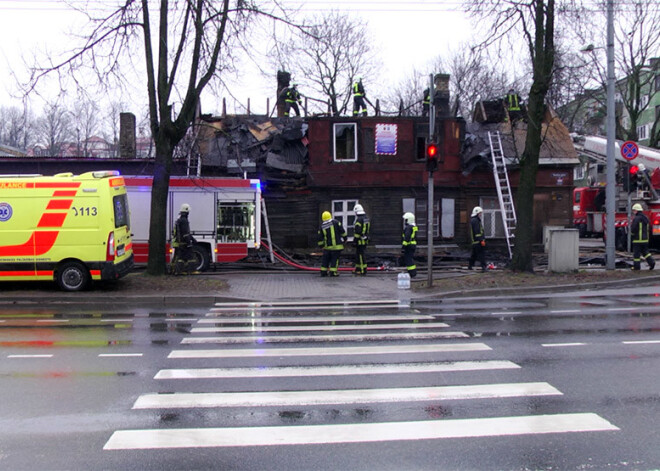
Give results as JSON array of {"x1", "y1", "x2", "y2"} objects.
[{"x1": 306, "y1": 117, "x2": 462, "y2": 188}]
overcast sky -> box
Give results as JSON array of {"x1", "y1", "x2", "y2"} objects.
[{"x1": 0, "y1": 0, "x2": 473, "y2": 117}]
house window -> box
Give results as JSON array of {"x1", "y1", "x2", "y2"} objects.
[
  {"x1": 333, "y1": 123, "x2": 358, "y2": 162},
  {"x1": 574, "y1": 163, "x2": 585, "y2": 181},
  {"x1": 640, "y1": 94, "x2": 649, "y2": 109},
  {"x1": 638, "y1": 124, "x2": 649, "y2": 141},
  {"x1": 332, "y1": 199, "x2": 358, "y2": 237},
  {"x1": 480, "y1": 196, "x2": 505, "y2": 238},
  {"x1": 415, "y1": 199, "x2": 440, "y2": 238}
]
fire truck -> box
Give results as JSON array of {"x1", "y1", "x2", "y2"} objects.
[
  {"x1": 124, "y1": 176, "x2": 261, "y2": 271},
  {"x1": 573, "y1": 136, "x2": 660, "y2": 249}
]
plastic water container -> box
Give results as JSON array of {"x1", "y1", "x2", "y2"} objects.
[{"x1": 397, "y1": 272, "x2": 411, "y2": 289}]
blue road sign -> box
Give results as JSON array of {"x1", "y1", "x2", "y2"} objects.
[{"x1": 621, "y1": 140, "x2": 639, "y2": 161}]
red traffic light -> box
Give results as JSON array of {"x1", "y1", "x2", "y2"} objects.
[
  {"x1": 426, "y1": 142, "x2": 438, "y2": 158},
  {"x1": 629, "y1": 165, "x2": 639, "y2": 174}
]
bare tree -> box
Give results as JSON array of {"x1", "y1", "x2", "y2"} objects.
[
  {"x1": 0, "y1": 105, "x2": 34, "y2": 151},
  {"x1": 25, "y1": 1, "x2": 287, "y2": 275},
  {"x1": 36, "y1": 101, "x2": 73, "y2": 156},
  {"x1": 72, "y1": 98, "x2": 101, "y2": 157},
  {"x1": 468, "y1": 0, "x2": 556, "y2": 272},
  {"x1": 272, "y1": 11, "x2": 377, "y2": 116}
]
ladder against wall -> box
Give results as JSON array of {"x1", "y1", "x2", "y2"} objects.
[{"x1": 487, "y1": 131, "x2": 517, "y2": 259}]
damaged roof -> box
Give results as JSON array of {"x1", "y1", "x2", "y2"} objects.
[{"x1": 462, "y1": 100, "x2": 579, "y2": 174}]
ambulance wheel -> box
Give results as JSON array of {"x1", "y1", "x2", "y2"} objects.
[
  {"x1": 56, "y1": 261, "x2": 91, "y2": 291},
  {"x1": 191, "y1": 246, "x2": 211, "y2": 272}
]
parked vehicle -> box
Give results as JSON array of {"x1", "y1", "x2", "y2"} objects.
[
  {"x1": 124, "y1": 176, "x2": 261, "y2": 271},
  {"x1": 0, "y1": 170, "x2": 134, "y2": 291}
]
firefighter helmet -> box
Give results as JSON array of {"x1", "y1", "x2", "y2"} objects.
[
  {"x1": 632, "y1": 203, "x2": 644, "y2": 212},
  {"x1": 180, "y1": 203, "x2": 191, "y2": 213},
  {"x1": 354, "y1": 204, "x2": 365, "y2": 215},
  {"x1": 403, "y1": 212, "x2": 415, "y2": 224},
  {"x1": 322, "y1": 211, "x2": 332, "y2": 221},
  {"x1": 471, "y1": 206, "x2": 483, "y2": 217}
]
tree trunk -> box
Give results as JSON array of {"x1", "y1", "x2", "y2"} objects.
[{"x1": 146, "y1": 135, "x2": 173, "y2": 276}]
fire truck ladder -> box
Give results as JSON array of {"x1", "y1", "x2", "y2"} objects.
[{"x1": 488, "y1": 131, "x2": 517, "y2": 259}]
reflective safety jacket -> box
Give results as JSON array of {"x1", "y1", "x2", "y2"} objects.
[
  {"x1": 631, "y1": 212, "x2": 650, "y2": 243},
  {"x1": 506, "y1": 94, "x2": 521, "y2": 111},
  {"x1": 470, "y1": 215, "x2": 485, "y2": 245},
  {"x1": 423, "y1": 88, "x2": 430, "y2": 106},
  {"x1": 354, "y1": 215, "x2": 371, "y2": 246},
  {"x1": 285, "y1": 87, "x2": 301, "y2": 104},
  {"x1": 172, "y1": 214, "x2": 191, "y2": 248},
  {"x1": 402, "y1": 223, "x2": 417, "y2": 247},
  {"x1": 353, "y1": 81, "x2": 365, "y2": 97},
  {"x1": 318, "y1": 219, "x2": 347, "y2": 250}
]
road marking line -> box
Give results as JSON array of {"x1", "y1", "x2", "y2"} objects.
[
  {"x1": 542, "y1": 343, "x2": 587, "y2": 347},
  {"x1": 154, "y1": 360, "x2": 520, "y2": 379},
  {"x1": 99, "y1": 353, "x2": 144, "y2": 357},
  {"x1": 214, "y1": 300, "x2": 401, "y2": 308},
  {"x1": 103, "y1": 413, "x2": 619, "y2": 449},
  {"x1": 8, "y1": 354, "x2": 53, "y2": 358},
  {"x1": 134, "y1": 382, "x2": 561, "y2": 409},
  {"x1": 622, "y1": 340, "x2": 660, "y2": 344},
  {"x1": 181, "y1": 331, "x2": 469, "y2": 344},
  {"x1": 490, "y1": 311, "x2": 522, "y2": 315},
  {"x1": 607, "y1": 307, "x2": 638, "y2": 311},
  {"x1": 190, "y1": 322, "x2": 450, "y2": 333},
  {"x1": 200, "y1": 314, "x2": 434, "y2": 322},
  {"x1": 211, "y1": 304, "x2": 407, "y2": 312},
  {"x1": 168, "y1": 343, "x2": 491, "y2": 359}
]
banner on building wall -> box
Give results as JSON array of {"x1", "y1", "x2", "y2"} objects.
[{"x1": 375, "y1": 124, "x2": 398, "y2": 155}]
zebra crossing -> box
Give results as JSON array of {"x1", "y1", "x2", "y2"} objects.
[{"x1": 104, "y1": 300, "x2": 619, "y2": 451}]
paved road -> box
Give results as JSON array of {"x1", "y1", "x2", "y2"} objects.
[{"x1": 1, "y1": 290, "x2": 659, "y2": 470}]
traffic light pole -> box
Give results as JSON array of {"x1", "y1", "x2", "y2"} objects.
[{"x1": 427, "y1": 74, "x2": 435, "y2": 288}]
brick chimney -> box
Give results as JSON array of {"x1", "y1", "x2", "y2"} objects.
[
  {"x1": 119, "y1": 112, "x2": 136, "y2": 159},
  {"x1": 433, "y1": 74, "x2": 451, "y2": 118}
]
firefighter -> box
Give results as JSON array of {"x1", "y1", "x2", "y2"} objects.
[
  {"x1": 630, "y1": 203, "x2": 655, "y2": 271},
  {"x1": 284, "y1": 83, "x2": 302, "y2": 117},
  {"x1": 504, "y1": 88, "x2": 523, "y2": 124},
  {"x1": 318, "y1": 211, "x2": 347, "y2": 277},
  {"x1": 422, "y1": 88, "x2": 431, "y2": 117},
  {"x1": 352, "y1": 77, "x2": 368, "y2": 117},
  {"x1": 468, "y1": 206, "x2": 487, "y2": 272},
  {"x1": 171, "y1": 203, "x2": 196, "y2": 275},
  {"x1": 353, "y1": 204, "x2": 370, "y2": 275},
  {"x1": 401, "y1": 212, "x2": 417, "y2": 278}
]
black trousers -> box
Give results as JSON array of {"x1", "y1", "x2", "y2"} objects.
[
  {"x1": 353, "y1": 96, "x2": 367, "y2": 116},
  {"x1": 402, "y1": 246, "x2": 417, "y2": 278},
  {"x1": 354, "y1": 244, "x2": 367, "y2": 274},
  {"x1": 469, "y1": 243, "x2": 486, "y2": 270},
  {"x1": 321, "y1": 249, "x2": 342, "y2": 276},
  {"x1": 632, "y1": 242, "x2": 655, "y2": 270}
]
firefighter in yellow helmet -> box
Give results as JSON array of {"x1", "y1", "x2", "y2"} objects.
[
  {"x1": 318, "y1": 210, "x2": 347, "y2": 277},
  {"x1": 631, "y1": 203, "x2": 655, "y2": 270},
  {"x1": 401, "y1": 212, "x2": 417, "y2": 278}
]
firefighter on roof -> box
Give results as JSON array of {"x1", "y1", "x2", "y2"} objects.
[
  {"x1": 504, "y1": 88, "x2": 524, "y2": 125},
  {"x1": 284, "y1": 83, "x2": 302, "y2": 117},
  {"x1": 401, "y1": 212, "x2": 417, "y2": 278},
  {"x1": 318, "y1": 210, "x2": 347, "y2": 277},
  {"x1": 352, "y1": 204, "x2": 370, "y2": 275},
  {"x1": 352, "y1": 77, "x2": 368, "y2": 117},
  {"x1": 631, "y1": 203, "x2": 655, "y2": 271}
]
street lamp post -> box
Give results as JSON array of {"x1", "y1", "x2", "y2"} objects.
[{"x1": 605, "y1": 0, "x2": 616, "y2": 270}]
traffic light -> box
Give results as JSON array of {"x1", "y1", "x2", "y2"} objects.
[
  {"x1": 629, "y1": 164, "x2": 639, "y2": 192},
  {"x1": 426, "y1": 141, "x2": 438, "y2": 172}
]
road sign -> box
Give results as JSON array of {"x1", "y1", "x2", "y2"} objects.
[{"x1": 621, "y1": 140, "x2": 639, "y2": 161}]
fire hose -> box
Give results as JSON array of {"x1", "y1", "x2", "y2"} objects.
[{"x1": 260, "y1": 241, "x2": 385, "y2": 272}]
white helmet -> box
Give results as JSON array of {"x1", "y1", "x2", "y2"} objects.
[
  {"x1": 403, "y1": 212, "x2": 415, "y2": 224},
  {"x1": 354, "y1": 204, "x2": 365, "y2": 215},
  {"x1": 471, "y1": 206, "x2": 483, "y2": 217},
  {"x1": 180, "y1": 203, "x2": 191, "y2": 213},
  {"x1": 632, "y1": 203, "x2": 644, "y2": 212}
]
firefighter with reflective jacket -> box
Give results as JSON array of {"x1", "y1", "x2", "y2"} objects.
[
  {"x1": 171, "y1": 203, "x2": 195, "y2": 275},
  {"x1": 352, "y1": 77, "x2": 368, "y2": 117},
  {"x1": 631, "y1": 203, "x2": 655, "y2": 271},
  {"x1": 318, "y1": 211, "x2": 347, "y2": 277},
  {"x1": 401, "y1": 212, "x2": 418, "y2": 278},
  {"x1": 284, "y1": 83, "x2": 302, "y2": 117},
  {"x1": 353, "y1": 204, "x2": 370, "y2": 275},
  {"x1": 469, "y1": 206, "x2": 487, "y2": 272}
]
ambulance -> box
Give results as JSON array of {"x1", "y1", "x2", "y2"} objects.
[{"x1": 0, "y1": 171, "x2": 134, "y2": 291}]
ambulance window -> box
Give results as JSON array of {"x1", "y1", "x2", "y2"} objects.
[{"x1": 113, "y1": 194, "x2": 130, "y2": 229}]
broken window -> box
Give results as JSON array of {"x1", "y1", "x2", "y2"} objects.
[{"x1": 333, "y1": 123, "x2": 358, "y2": 162}]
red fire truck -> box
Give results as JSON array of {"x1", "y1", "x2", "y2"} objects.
[
  {"x1": 573, "y1": 136, "x2": 660, "y2": 249},
  {"x1": 124, "y1": 176, "x2": 261, "y2": 271}
]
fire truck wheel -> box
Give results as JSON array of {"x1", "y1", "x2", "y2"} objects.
[
  {"x1": 56, "y1": 261, "x2": 91, "y2": 292},
  {"x1": 191, "y1": 246, "x2": 211, "y2": 272}
]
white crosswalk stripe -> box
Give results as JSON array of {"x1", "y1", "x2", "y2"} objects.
[{"x1": 104, "y1": 300, "x2": 620, "y2": 451}]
